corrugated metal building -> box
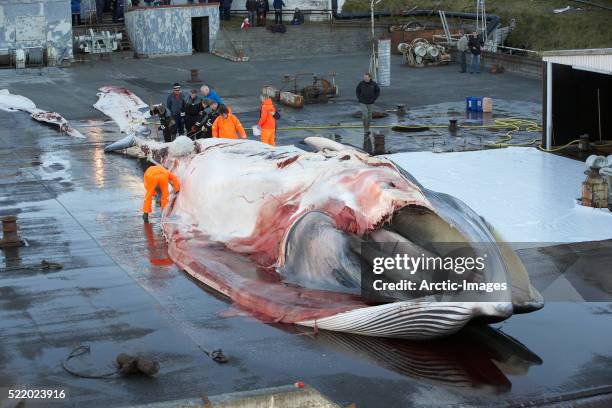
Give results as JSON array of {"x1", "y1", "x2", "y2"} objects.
[
  {"x1": 125, "y1": 3, "x2": 219, "y2": 57},
  {"x1": 541, "y1": 49, "x2": 611, "y2": 149},
  {"x1": 0, "y1": 0, "x2": 73, "y2": 66}
]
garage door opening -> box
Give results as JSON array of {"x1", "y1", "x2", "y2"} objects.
[
  {"x1": 192, "y1": 17, "x2": 209, "y2": 53},
  {"x1": 551, "y1": 64, "x2": 610, "y2": 147},
  {"x1": 542, "y1": 49, "x2": 612, "y2": 152}
]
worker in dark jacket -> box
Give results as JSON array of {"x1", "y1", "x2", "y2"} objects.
[
  {"x1": 273, "y1": 0, "x2": 286, "y2": 24},
  {"x1": 184, "y1": 89, "x2": 202, "y2": 137},
  {"x1": 112, "y1": 0, "x2": 124, "y2": 23},
  {"x1": 95, "y1": 0, "x2": 104, "y2": 23},
  {"x1": 150, "y1": 104, "x2": 176, "y2": 143},
  {"x1": 166, "y1": 83, "x2": 186, "y2": 136},
  {"x1": 196, "y1": 100, "x2": 221, "y2": 139},
  {"x1": 355, "y1": 72, "x2": 380, "y2": 135},
  {"x1": 246, "y1": 0, "x2": 258, "y2": 27},
  {"x1": 220, "y1": 0, "x2": 232, "y2": 20},
  {"x1": 468, "y1": 31, "x2": 484, "y2": 74},
  {"x1": 256, "y1": 0, "x2": 268, "y2": 26}
]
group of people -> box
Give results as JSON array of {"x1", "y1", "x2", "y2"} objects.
[
  {"x1": 142, "y1": 82, "x2": 279, "y2": 222},
  {"x1": 218, "y1": 0, "x2": 303, "y2": 27},
  {"x1": 457, "y1": 30, "x2": 485, "y2": 74},
  {"x1": 242, "y1": 0, "x2": 271, "y2": 26},
  {"x1": 150, "y1": 82, "x2": 278, "y2": 144},
  {"x1": 241, "y1": 6, "x2": 304, "y2": 28},
  {"x1": 150, "y1": 83, "x2": 224, "y2": 142},
  {"x1": 143, "y1": 73, "x2": 380, "y2": 222}
]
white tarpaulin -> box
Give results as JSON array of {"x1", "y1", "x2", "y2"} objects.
[{"x1": 388, "y1": 147, "x2": 612, "y2": 247}]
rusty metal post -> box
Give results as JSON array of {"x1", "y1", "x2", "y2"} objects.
[
  {"x1": 0, "y1": 216, "x2": 23, "y2": 248},
  {"x1": 374, "y1": 133, "x2": 386, "y2": 155},
  {"x1": 449, "y1": 119, "x2": 458, "y2": 133},
  {"x1": 189, "y1": 69, "x2": 201, "y2": 83}
]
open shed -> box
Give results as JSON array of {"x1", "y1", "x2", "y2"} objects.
[
  {"x1": 542, "y1": 48, "x2": 612, "y2": 149},
  {"x1": 125, "y1": 3, "x2": 219, "y2": 58}
]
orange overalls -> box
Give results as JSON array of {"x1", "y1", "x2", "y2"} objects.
[
  {"x1": 258, "y1": 98, "x2": 276, "y2": 146},
  {"x1": 212, "y1": 108, "x2": 247, "y2": 139},
  {"x1": 142, "y1": 165, "x2": 181, "y2": 214}
]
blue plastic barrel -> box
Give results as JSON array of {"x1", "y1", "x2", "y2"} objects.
[{"x1": 466, "y1": 97, "x2": 483, "y2": 112}]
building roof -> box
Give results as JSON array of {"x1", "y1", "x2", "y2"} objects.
[{"x1": 542, "y1": 48, "x2": 612, "y2": 74}]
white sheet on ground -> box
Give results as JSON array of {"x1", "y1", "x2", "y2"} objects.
[{"x1": 388, "y1": 147, "x2": 612, "y2": 247}]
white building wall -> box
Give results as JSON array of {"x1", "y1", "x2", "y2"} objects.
[{"x1": 542, "y1": 49, "x2": 612, "y2": 74}]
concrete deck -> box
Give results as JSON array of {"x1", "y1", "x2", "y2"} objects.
[
  {"x1": 0, "y1": 52, "x2": 543, "y2": 153},
  {"x1": 1, "y1": 54, "x2": 611, "y2": 407}
]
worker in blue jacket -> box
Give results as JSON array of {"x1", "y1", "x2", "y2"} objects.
[
  {"x1": 166, "y1": 83, "x2": 187, "y2": 136},
  {"x1": 200, "y1": 85, "x2": 224, "y2": 106}
]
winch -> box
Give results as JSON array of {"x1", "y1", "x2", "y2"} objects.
[{"x1": 74, "y1": 29, "x2": 122, "y2": 54}]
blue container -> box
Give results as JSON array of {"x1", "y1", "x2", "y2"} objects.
[{"x1": 466, "y1": 96, "x2": 483, "y2": 112}]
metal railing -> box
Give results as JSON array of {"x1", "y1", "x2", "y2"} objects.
[{"x1": 229, "y1": 9, "x2": 333, "y2": 23}]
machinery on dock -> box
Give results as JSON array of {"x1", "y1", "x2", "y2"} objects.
[
  {"x1": 582, "y1": 155, "x2": 612, "y2": 210},
  {"x1": 281, "y1": 72, "x2": 339, "y2": 104},
  {"x1": 74, "y1": 29, "x2": 123, "y2": 54},
  {"x1": 261, "y1": 72, "x2": 339, "y2": 109},
  {"x1": 398, "y1": 39, "x2": 450, "y2": 67}
]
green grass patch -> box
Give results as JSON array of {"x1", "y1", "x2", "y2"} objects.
[{"x1": 341, "y1": 0, "x2": 612, "y2": 50}]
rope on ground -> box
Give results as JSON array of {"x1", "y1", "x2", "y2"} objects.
[
  {"x1": 61, "y1": 345, "x2": 162, "y2": 379},
  {"x1": 61, "y1": 345, "x2": 119, "y2": 379}
]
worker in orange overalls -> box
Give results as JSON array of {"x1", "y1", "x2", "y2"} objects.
[
  {"x1": 142, "y1": 165, "x2": 181, "y2": 223},
  {"x1": 212, "y1": 105, "x2": 247, "y2": 139},
  {"x1": 258, "y1": 96, "x2": 277, "y2": 146}
]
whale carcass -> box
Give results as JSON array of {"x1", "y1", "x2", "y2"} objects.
[
  {"x1": 94, "y1": 86, "x2": 151, "y2": 135},
  {"x1": 110, "y1": 137, "x2": 544, "y2": 339},
  {"x1": 99, "y1": 88, "x2": 543, "y2": 340},
  {"x1": 0, "y1": 89, "x2": 85, "y2": 138}
]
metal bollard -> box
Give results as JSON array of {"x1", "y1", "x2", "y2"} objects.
[
  {"x1": 449, "y1": 119, "x2": 458, "y2": 133},
  {"x1": 0, "y1": 216, "x2": 23, "y2": 249},
  {"x1": 374, "y1": 133, "x2": 386, "y2": 155}
]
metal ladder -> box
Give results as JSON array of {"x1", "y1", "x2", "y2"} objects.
[
  {"x1": 438, "y1": 10, "x2": 452, "y2": 43},
  {"x1": 476, "y1": 0, "x2": 488, "y2": 43}
]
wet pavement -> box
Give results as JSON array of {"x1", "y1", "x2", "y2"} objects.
[{"x1": 1, "y1": 54, "x2": 611, "y2": 407}]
